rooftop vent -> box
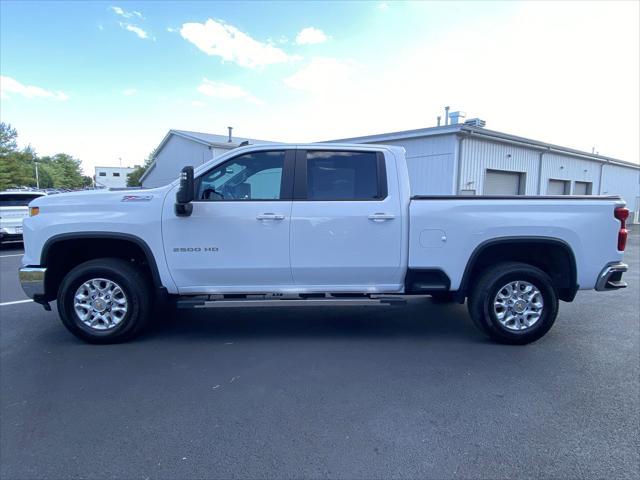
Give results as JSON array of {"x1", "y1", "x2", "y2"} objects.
[
  {"x1": 464, "y1": 118, "x2": 486, "y2": 128},
  {"x1": 449, "y1": 111, "x2": 466, "y2": 125}
]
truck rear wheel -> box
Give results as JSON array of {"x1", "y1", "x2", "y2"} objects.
[
  {"x1": 468, "y1": 262, "x2": 558, "y2": 345},
  {"x1": 57, "y1": 258, "x2": 153, "y2": 344}
]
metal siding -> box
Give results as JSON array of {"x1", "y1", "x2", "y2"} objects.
[
  {"x1": 142, "y1": 136, "x2": 214, "y2": 187},
  {"x1": 600, "y1": 164, "x2": 640, "y2": 219},
  {"x1": 460, "y1": 138, "x2": 539, "y2": 194},
  {"x1": 369, "y1": 136, "x2": 456, "y2": 195},
  {"x1": 540, "y1": 152, "x2": 601, "y2": 195}
]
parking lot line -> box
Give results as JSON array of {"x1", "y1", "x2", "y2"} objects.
[
  {"x1": 0, "y1": 254, "x2": 23, "y2": 258},
  {"x1": 0, "y1": 299, "x2": 33, "y2": 307}
]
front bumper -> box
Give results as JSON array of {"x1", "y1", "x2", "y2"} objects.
[
  {"x1": 19, "y1": 267, "x2": 47, "y2": 299},
  {"x1": 595, "y1": 262, "x2": 628, "y2": 291}
]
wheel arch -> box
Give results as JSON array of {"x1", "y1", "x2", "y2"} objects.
[
  {"x1": 457, "y1": 236, "x2": 578, "y2": 302},
  {"x1": 40, "y1": 232, "x2": 162, "y2": 300}
]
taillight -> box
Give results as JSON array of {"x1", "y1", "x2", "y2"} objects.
[{"x1": 615, "y1": 207, "x2": 629, "y2": 251}]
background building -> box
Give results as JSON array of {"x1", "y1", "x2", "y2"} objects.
[
  {"x1": 140, "y1": 129, "x2": 274, "y2": 188},
  {"x1": 141, "y1": 118, "x2": 640, "y2": 220},
  {"x1": 94, "y1": 166, "x2": 135, "y2": 188}
]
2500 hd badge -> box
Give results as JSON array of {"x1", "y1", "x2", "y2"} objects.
[{"x1": 173, "y1": 247, "x2": 219, "y2": 253}]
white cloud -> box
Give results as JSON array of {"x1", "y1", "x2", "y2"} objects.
[
  {"x1": 180, "y1": 19, "x2": 298, "y2": 68},
  {"x1": 0, "y1": 76, "x2": 69, "y2": 101},
  {"x1": 166, "y1": 27, "x2": 176, "y2": 33},
  {"x1": 191, "y1": 100, "x2": 205, "y2": 108},
  {"x1": 295, "y1": 27, "x2": 329, "y2": 45},
  {"x1": 120, "y1": 23, "x2": 151, "y2": 40},
  {"x1": 197, "y1": 78, "x2": 262, "y2": 104},
  {"x1": 378, "y1": 2, "x2": 389, "y2": 11},
  {"x1": 123, "y1": 88, "x2": 137, "y2": 96},
  {"x1": 110, "y1": 6, "x2": 143, "y2": 19},
  {"x1": 284, "y1": 57, "x2": 358, "y2": 93}
]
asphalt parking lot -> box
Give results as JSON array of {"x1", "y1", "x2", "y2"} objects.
[{"x1": 1, "y1": 234, "x2": 639, "y2": 480}]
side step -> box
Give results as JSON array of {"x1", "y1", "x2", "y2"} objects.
[{"x1": 176, "y1": 294, "x2": 406, "y2": 309}]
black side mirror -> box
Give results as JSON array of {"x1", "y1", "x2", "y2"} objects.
[{"x1": 175, "y1": 166, "x2": 194, "y2": 217}]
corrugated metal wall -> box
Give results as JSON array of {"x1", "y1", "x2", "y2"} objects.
[
  {"x1": 539, "y1": 153, "x2": 602, "y2": 194},
  {"x1": 459, "y1": 137, "x2": 540, "y2": 194},
  {"x1": 370, "y1": 136, "x2": 457, "y2": 195}
]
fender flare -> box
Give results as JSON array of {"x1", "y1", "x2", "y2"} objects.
[{"x1": 41, "y1": 232, "x2": 162, "y2": 288}]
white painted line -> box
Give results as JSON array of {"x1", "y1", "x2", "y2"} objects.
[
  {"x1": 0, "y1": 299, "x2": 33, "y2": 307},
  {"x1": 0, "y1": 254, "x2": 23, "y2": 258}
]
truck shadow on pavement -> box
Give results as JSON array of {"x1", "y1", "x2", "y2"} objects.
[{"x1": 144, "y1": 298, "x2": 486, "y2": 344}]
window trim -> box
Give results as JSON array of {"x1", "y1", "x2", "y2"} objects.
[
  {"x1": 193, "y1": 149, "x2": 295, "y2": 202},
  {"x1": 293, "y1": 149, "x2": 388, "y2": 201}
]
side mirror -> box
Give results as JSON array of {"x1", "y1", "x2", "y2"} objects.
[{"x1": 175, "y1": 166, "x2": 194, "y2": 217}]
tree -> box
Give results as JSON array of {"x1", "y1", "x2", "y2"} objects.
[
  {"x1": 0, "y1": 123, "x2": 93, "y2": 190},
  {"x1": 0, "y1": 122, "x2": 18, "y2": 155},
  {"x1": 127, "y1": 150, "x2": 156, "y2": 187},
  {"x1": 0, "y1": 124, "x2": 37, "y2": 189}
]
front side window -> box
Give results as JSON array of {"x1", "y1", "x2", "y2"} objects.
[
  {"x1": 197, "y1": 150, "x2": 286, "y2": 201},
  {"x1": 113, "y1": 172, "x2": 120, "y2": 177},
  {"x1": 306, "y1": 151, "x2": 381, "y2": 200}
]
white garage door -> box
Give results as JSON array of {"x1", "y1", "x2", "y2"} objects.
[
  {"x1": 548, "y1": 179, "x2": 569, "y2": 195},
  {"x1": 484, "y1": 170, "x2": 523, "y2": 195},
  {"x1": 574, "y1": 181, "x2": 592, "y2": 195}
]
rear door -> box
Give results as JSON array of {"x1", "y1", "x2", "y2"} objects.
[{"x1": 289, "y1": 148, "x2": 403, "y2": 291}]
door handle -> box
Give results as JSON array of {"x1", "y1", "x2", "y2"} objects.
[
  {"x1": 368, "y1": 213, "x2": 395, "y2": 222},
  {"x1": 256, "y1": 213, "x2": 285, "y2": 221}
]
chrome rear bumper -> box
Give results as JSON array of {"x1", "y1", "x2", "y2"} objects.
[
  {"x1": 19, "y1": 267, "x2": 47, "y2": 299},
  {"x1": 595, "y1": 262, "x2": 628, "y2": 291}
]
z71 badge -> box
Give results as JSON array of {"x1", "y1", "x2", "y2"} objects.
[{"x1": 173, "y1": 247, "x2": 219, "y2": 253}]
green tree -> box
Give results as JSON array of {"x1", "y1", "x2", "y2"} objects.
[
  {"x1": 127, "y1": 150, "x2": 156, "y2": 187},
  {"x1": 0, "y1": 122, "x2": 91, "y2": 190}
]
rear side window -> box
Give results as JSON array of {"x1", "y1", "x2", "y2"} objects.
[
  {"x1": 305, "y1": 151, "x2": 384, "y2": 200},
  {"x1": 0, "y1": 194, "x2": 42, "y2": 206}
]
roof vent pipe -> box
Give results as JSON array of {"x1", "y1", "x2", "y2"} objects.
[
  {"x1": 227, "y1": 126, "x2": 233, "y2": 143},
  {"x1": 437, "y1": 116, "x2": 441, "y2": 127},
  {"x1": 444, "y1": 106, "x2": 450, "y2": 126}
]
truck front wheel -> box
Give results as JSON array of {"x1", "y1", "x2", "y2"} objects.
[
  {"x1": 468, "y1": 262, "x2": 559, "y2": 345},
  {"x1": 57, "y1": 258, "x2": 153, "y2": 344}
]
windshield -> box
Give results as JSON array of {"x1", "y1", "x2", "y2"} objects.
[{"x1": 0, "y1": 194, "x2": 42, "y2": 207}]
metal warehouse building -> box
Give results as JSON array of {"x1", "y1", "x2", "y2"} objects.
[{"x1": 141, "y1": 121, "x2": 640, "y2": 219}]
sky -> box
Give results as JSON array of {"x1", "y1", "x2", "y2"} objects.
[{"x1": 1, "y1": 0, "x2": 638, "y2": 174}]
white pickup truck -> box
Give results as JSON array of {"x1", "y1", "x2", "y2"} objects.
[{"x1": 19, "y1": 143, "x2": 630, "y2": 344}]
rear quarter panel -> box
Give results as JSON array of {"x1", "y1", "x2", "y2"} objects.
[{"x1": 409, "y1": 198, "x2": 625, "y2": 290}]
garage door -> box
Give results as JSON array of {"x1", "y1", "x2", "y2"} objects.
[
  {"x1": 484, "y1": 170, "x2": 523, "y2": 195},
  {"x1": 574, "y1": 181, "x2": 592, "y2": 195},
  {"x1": 548, "y1": 179, "x2": 569, "y2": 195}
]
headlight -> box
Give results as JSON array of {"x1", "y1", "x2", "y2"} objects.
[{"x1": 29, "y1": 207, "x2": 40, "y2": 217}]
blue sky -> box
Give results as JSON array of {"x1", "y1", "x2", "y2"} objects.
[{"x1": 1, "y1": 1, "x2": 638, "y2": 173}]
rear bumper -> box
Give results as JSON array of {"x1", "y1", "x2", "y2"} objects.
[
  {"x1": 0, "y1": 232, "x2": 23, "y2": 243},
  {"x1": 19, "y1": 267, "x2": 47, "y2": 299},
  {"x1": 595, "y1": 262, "x2": 628, "y2": 291}
]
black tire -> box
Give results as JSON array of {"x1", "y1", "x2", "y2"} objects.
[
  {"x1": 57, "y1": 258, "x2": 154, "y2": 344},
  {"x1": 467, "y1": 262, "x2": 559, "y2": 345},
  {"x1": 430, "y1": 292, "x2": 456, "y2": 304}
]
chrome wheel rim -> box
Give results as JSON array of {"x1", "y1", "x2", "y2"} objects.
[
  {"x1": 493, "y1": 280, "x2": 544, "y2": 332},
  {"x1": 74, "y1": 278, "x2": 128, "y2": 330}
]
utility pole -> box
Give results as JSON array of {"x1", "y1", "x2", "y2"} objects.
[{"x1": 35, "y1": 161, "x2": 40, "y2": 189}]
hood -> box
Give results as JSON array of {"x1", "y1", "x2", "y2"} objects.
[{"x1": 30, "y1": 186, "x2": 172, "y2": 208}]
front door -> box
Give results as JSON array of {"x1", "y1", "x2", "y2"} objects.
[
  {"x1": 290, "y1": 149, "x2": 403, "y2": 291},
  {"x1": 162, "y1": 149, "x2": 295, "y2": 293}
]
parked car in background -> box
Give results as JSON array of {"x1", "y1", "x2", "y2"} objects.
[{"x1": 0, "y1": 191, "x2": 46, "y2": 245}]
